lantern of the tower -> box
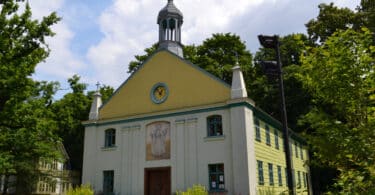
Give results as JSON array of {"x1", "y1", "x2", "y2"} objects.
[{"x1": 157, "y1": 0, "x2": 184, "y2": 57}]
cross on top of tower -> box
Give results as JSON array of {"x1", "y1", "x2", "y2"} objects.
[{"x1": 96, "y1": 82, "x2": 100, "y2": 92}]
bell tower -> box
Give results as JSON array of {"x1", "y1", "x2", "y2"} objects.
[{"x1": 157, "y1": 0, "x2": 184, "y2": 57}]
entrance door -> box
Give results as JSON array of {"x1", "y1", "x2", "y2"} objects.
[{"x1": 145, "y1": 167, "x2": 171, "y2": 195}]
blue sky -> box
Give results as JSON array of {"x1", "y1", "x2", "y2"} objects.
[{"x1": 27, "y1": 0, "x2": 359, "y2": 97}]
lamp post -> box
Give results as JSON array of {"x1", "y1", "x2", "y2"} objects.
[{"x1": 258, "y1": 35, "x2": 295, "y2": 195}]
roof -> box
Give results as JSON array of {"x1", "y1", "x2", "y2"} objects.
[{"x1": 157, "y1": 0, "x2": 183, "y2": 24}]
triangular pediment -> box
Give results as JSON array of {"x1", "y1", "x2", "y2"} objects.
[{"x1": 99, "y1": 50, "x2": 231, "y2": 120}]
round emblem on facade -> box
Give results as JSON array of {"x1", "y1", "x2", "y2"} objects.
[{"x1": 151, "y1": 83, "x2": 169, "y2": 104}]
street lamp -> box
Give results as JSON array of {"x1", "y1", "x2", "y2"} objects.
[{"x1": 258, "y1": 35, "x2": 295, "y2": 195}]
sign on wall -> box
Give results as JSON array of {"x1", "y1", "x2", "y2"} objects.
[{"x1": 146, "y1": 121, "x2": 171, "y2": 161}]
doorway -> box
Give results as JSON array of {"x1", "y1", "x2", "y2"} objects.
[{"x1": 145, "y1": 167, "x2": 171, "y2": 195}]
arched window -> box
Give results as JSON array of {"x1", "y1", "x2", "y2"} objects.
[
  {"x1": 207, "y1": 115, "x2": 223, "y2": 137},
  {"x1": 104, "y1": 128, "x2": 116, "y2": 147}
]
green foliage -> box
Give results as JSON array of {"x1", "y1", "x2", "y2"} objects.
[
  {"x1": 298, "y1": 28, "x2": 375, "y2": 193},
  {"x1": 52, "y1": 75, "x2": 114, "y2": 171},
  {"x1": 0, "y1": 0, "x2": 60, "y2": 193},
  {"x1": 191, "y1": 33, "x2": 253, "y2": 84},
  {"x1": 51, "y1": 75, "x2": 90, "y2": 171},
  {"x1": 305, "y1": 3, "x2": 360, "y2": 43},
  {"x1": 128, "y1": 43, "x2": 158, "y2": 74},
  {"x1": 0, "y1": 0, "x2": 60, "y2": 111},
  {"x1": 128, "y1": 33, "x2": 254, "y2": 86},
  {"x1": 176, "y1": 185, "x2": 208, "y2": 195},
  {"x1": 67, "y1": 184, "x2": 94, "y2": 195},
  {"x1": 0, "y1": 82, "x2": 62, "y2": 194},
  {"x1": 358, "y1": 0, "x2": 375, "y2": 32},
  {"x1": 253, "y1": 34, "x2": 312, "y2": 131}
]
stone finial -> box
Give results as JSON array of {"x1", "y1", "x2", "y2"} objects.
[
  {"x1": 231, "y1": 65, "x2": 248, "y2": 99},
  {"x1": 89, "y1": 83, "x2": 102, "y2": 120}
]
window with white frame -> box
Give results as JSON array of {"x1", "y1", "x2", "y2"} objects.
[
  {"x1": 266, "y1": 125, "x2": 271, "y2": 146},
  {"x1": 268, "y1": 163, "x2": 274, "y2": 186},
  {"x1": 255, "y1": 118, "x2": 261, "y2": 142},
  {"x1": 257, "y1": 160, "x2": 264, "y2": 185},
  {"x1": 275, "y1": 129, "x2": 279, "y2": 149},
  {"x1": 295, "y1": 141, "x2": 299, "y2": 158},
  {"x1": 277, "y1": 165, "x2": 282, "y2": 186}
]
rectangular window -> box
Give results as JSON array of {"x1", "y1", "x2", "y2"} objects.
[
  {"x1": 208, "y1": 164, "x2": 225, "y2": 191},
  {"x1": 274, "y1": 130, "x2": 279, "y2": 149},
  {"x1": 300, "y1": 146, "x2": 304, "y2": 160},
  {"x1": 297, "y1": 171, "x2": 301, "y2": 189},
  {"x1": 103, "y1": 170, "x2": 114, "y2": 194},
  {"x1": 303, "y1": 172, "x2": 307, "y2": 188},
  {"x1": 105, "y1": 129, "x2": 116, "y2": 147},
  {"x1": 266, "y1": 125, "x2": 271, "y2": 146},
  {"x1": 257, "y1": 160, "x2": 264, "y2": 185},
  {"x1": 295, "y1": 141, "x2": 299, "y2": 158},
  {"x1": 268, "y1": 163, "x2": 274, "y2": 186},
  {"x1": 277, "y1": 165, "x2": 282, "y2": 186},
  {"x1": 255, "y1": 119, "x2": 261, "y2": 142},
  {"x1": 207, "y1": 115, "x2": 223, "y2": 137}
]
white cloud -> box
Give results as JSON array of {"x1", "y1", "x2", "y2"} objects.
[
  {"x1": 28, "y1": 0, "x2": 89, "y2": 88},
  {"x1": 29, "y1": 0, "x2": 360, "y2": 91},
  {"x1": 87, "y1": 0, "x2": 163, "y2": 87},
  {"x1": 36, "y1": 22, "x2": 86, "y2": 79},
  {"x1": 27, "y1": 0, "x2": 64, "y2": 19},
  {"x1": 87, "y1": 0, "x2": 263, "y2": 88}
]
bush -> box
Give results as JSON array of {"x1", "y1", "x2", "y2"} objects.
[
  {"x1": 67, "y1": 184, "x2": 94, "y2": 195},
  {"x1": 176, "y1": 185, "x2": 208, "y2": 195}
]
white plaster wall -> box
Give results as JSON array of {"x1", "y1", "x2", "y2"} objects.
[{"x1": 83, "y1": 107, "x2": 255, "y2": 194}]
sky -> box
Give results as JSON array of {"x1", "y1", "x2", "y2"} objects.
[{"x1": 26, "y1": 0, "x2": 360, "y2": 96}]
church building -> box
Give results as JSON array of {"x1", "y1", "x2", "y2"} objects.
[{"x1": 82, "y1": 0, "x2": 311, "y2": 194}]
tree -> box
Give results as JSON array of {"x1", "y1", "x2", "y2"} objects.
[
  {"x1": 191, "y1": 33, "x2": 253, "y2": 84},
  {"x1": 0, "y1": 1, "x2": 60, "y2": 111},
  {"x1": 0, "y1": 81, "x2": 62, "y2": 194},
  {"x1": 128, "y1": 43, "x2": 158, "y2": 74},
  {"x1": 52, "y1": 75, "x2": 114, "y2": 172},
  {"x1": 297, "y1": 28, "x2": 375, "y2": 193},
  {"x1": 128, "y1": 33, "x2": 254, "y2": 86},
  {"x1": 253, "y1": 34, "x2": 313, "y2": 131},
  {"x1": 0, "y1": 0, "x2": 60, "y2": 194},
  {"x1": 358, "y1": 0, "x2": 375, "y2": 33},
  {"x1": 305, "y1": 3, "x2": 360, "y2": 44}
]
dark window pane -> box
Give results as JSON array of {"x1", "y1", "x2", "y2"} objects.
[{"x1": 207, "y1": 115, "x2": 223, "y2": 137}]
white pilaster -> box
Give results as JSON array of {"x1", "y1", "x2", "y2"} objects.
[{"x1": 230, "y1": 105, "x2": 257, "y2": 194}]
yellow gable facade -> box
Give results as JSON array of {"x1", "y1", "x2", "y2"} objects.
[{"x1": 99, "y1": 50, "x2": 231, "y2": 120}]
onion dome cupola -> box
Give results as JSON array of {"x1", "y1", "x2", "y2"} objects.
[{"x1": 157, "y1": 0, "x2": 184, "y2": 57}]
